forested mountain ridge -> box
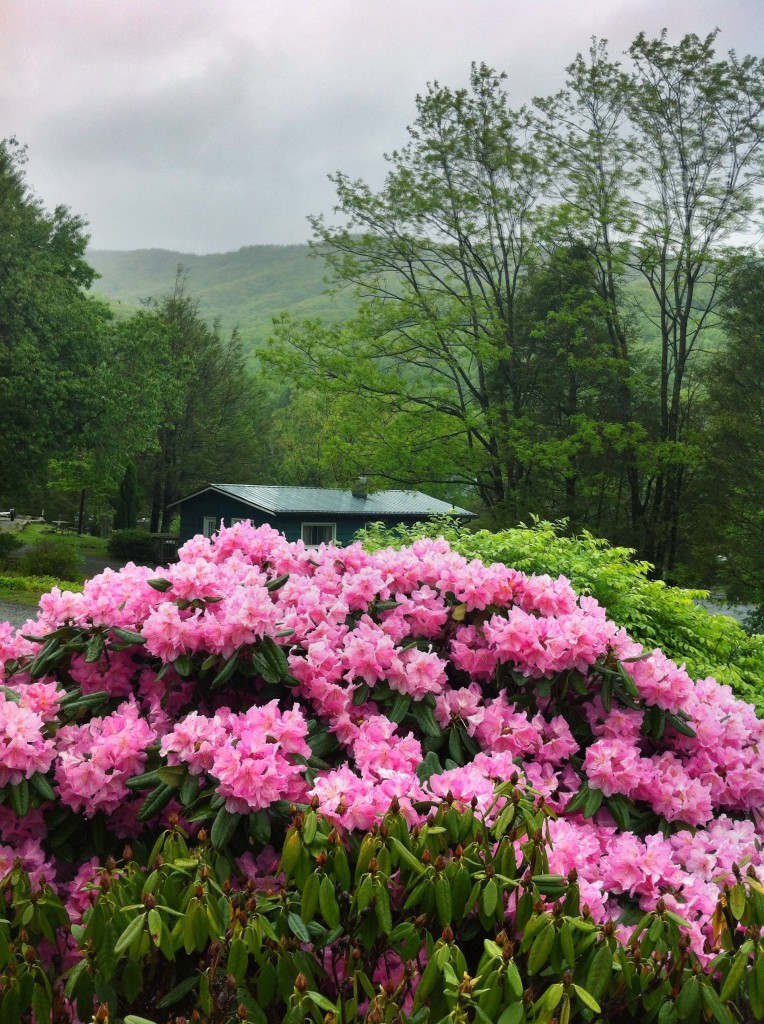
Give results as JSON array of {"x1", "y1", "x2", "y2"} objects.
[
  {"x1": 86, "y1": 244, "x2": 359, "y2": 351},
  {"x1": 87, "y1": 245, "x2": 724, "y2": 359}
]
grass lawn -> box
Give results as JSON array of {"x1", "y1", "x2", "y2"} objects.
[{"x1": 19, "y1": 521, "x2": 109, "y2": 555}]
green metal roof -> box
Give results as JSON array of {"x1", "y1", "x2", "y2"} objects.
[{"x1": 172, "y1": 484, "x2": 475, "y2": 518}]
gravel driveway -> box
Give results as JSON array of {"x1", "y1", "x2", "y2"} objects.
[{"x1": 0, "y1": 600, "x2": 36, "y2": 630}]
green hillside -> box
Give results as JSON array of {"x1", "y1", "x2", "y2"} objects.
[
  {"x1": 86, "y1": 245, "x2": 359, "y2": 352},
  {"x1": 87, "y1": 245, "x2": 725, "y2": 357}
]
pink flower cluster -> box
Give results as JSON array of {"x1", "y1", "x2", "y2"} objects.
[
  {"x1": 0, "y1": 519, "x2": 762, "y2": 954},
  {"x1": 161, "y1": 700, "x2": 311, "y2": 813}
]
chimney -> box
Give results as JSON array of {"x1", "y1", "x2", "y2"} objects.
[{"x1": 351, "y1": 476, "x2": 368, "y2": 500}]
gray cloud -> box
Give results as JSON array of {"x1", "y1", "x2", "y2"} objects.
[{"x1": 2, "y1": 0, "x2": 762, "y2": 252}]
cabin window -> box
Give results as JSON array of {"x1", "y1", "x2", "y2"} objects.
[
  {"x1": 231, "y1": 518, "x2": 250, "y2": 526},
  {"x1": 202, "y1": 516, "x2": 217, "y2": 538},
  {"x1": 301, "y1": 522, "x2": 336, "y2": 547}
]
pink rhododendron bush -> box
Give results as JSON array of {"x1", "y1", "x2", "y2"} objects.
[{"x1": 2, "y1": 522, "x2": 764, "y2": 1019}]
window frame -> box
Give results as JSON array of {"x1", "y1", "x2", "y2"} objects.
[
  {"x1": 202, "y1": 516, "x2": 217, "y2": 538},
  {"x1": 301, "y1": 521, "x2": 337, "y2": 547}
]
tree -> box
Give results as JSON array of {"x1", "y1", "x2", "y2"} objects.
[
  {"x1": 268, "y1": 64, "x2": 555, "y2": 516},
  {"x1": 540, "y1": 33, "x2": 764, "y2": 572},
  {"x1": 510, "y1": 242, "x2": 636, "y2": 533},
  {"x1": 0, "y1": 138, "x2": 109, "y2": 505},
  {"x1": 139, "y1": 276, "x2": 271, "y2": 532},
  {"x1": 693, "y1": 257, "x2": 764, "y2": 601},
  {"x1": 114, "y1": 463, "x2": 139, "y2": 529},
  {"x1": 44, "y1": 307, "x2": 176, "y2": 531},
  {"x1": 269, "y1": 33, "x2": 764, "y2": 572}
]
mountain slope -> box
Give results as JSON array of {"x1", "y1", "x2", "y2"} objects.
[{"x1": 86, "y1": 245, "x2": 359, "y2": 352}]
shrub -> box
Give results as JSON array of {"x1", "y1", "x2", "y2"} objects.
[
  {"x1": 357, "y1": 518, "x2": 764, "y2": 711},
  {"x1": 0, "y1": 531, "x2": 21, "y2": 568},
  {"x1": 16, "y1": 538, "x2": 83, "y2": 581},
  {"x1": 107, "y1": 527, "x2": 157, "y2": 563},
  {"x1": 0, "y1": 572, "x2": 83, "y2": 605},
  {"x1": 1, "y1": 522, "x2": 763, "y2": 1020}
]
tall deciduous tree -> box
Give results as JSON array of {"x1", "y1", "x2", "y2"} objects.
[
  {"x1": 540, "y1": 32, "x2": 764, "y2": 571},
  {"x1": 270, "y1": 33, "x2": 764, "y2": 572},
  {"x1": 0, "y1": 139, "x2": 108, "y2": 505},
  {"x1": 269, "y1": 64, "x2": 551, "y2": 514}
]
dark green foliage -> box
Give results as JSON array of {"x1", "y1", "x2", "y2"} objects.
[
  {"x1": 0, "y1": 139, "x2": 110, "y2": 504},
  {"x1": 0, "y1": 532, "x2": 21, "y2": 568},
  {"x1": 693, "y1": 258, "x2": 764, "y2": 605},
  {"x1": 2, "y1": 795, "x2": 764, "y2": 1023},
  {"x1": 16, "y1": 539, "x2": 83, "y2": 581},
  {"x1": 107, "y1": 529, "x2": 156, "y2": 563},
  {"x1": 136, "y1": 275, "x2": 273, "y2": 532},
  {"x1": 114, "y1": 464, "x2": 139, "y2": 530}
]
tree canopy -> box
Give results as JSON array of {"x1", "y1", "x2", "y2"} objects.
[{"x1": 266, "y1": 31, "x2": 764, "y2": 577}]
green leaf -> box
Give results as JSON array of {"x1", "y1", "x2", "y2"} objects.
[
  {"x1": 572, "y1": 984, "x2": 602, "y2": 1013},
  {"x1": 319, "y1": 875, "x2": 341, "y2": 930},
  {"x1": 114, "y1": 912, "x2": 147, "y2": 955},
  {"x1": 85, "y1": 632, "x2": 105, "y2": 663},
  {"x1": 156, "y1": 975, "x2": 198, "y2": 1009},
  {"x1": 481, "y1": 877, "x2": 498, "y2": 918},
  {"x1": 210, "y1": 654, "x2": 238, "y2": 690},
  {"x1": 301, "y1": 873, "x2": 320, "y2": 924},
  {"x1": 156, "y1": 765, "x2": 186, "y2": 787},
  {"x1": 676, "y1": 976, "x2": 700, "y2": 1019},
  {"x1": 375, "y1": 883, "x2": 393, "y2": 935},
  {"x1": 435, "y1": 876, "x2": 452, "y2": 927},
  {"x1": 110, "y1": 626, "x2": 147, "y2": 645},
  {"x1": 228, "y1": 937, "x2": 249, "y2": 984},
  {"x1": 146, "y1": 577, "x2": 172, "y2": 592},
  {"x1": 9, "y1": 779, "x2": 29, "y2": 818},
  {"x1": 700, "y1": 980, "x2": 733, "y2": 1024},
  {"x1": 29, "y1": 772, "x2": 56, "y2": 802},
  {"x1": 136, "y1": 783, "x2": 176, "y2": 822},
  {"x1": 583, "y1": 785, "x2": 603, "y2": 819},
  {"x1": 211, "y1": 806, "x2": 241, "y2": 850},
  {"x1": 585, "y1": 941, "x2": 613, "y2": 1004},
  {"x1": 528, "y1": 923, "x2": 555, "y2": 974},
  {"x1": 720, "y1": 949, "x2": 748, "y2": 1003},
  {"x1": 287, "y1": 911, "x2": 310, "y2": 943},
  {"x1": 666, "y1": 710, "x2": 697, "y2": 738},
  {"x1": 729, "y1": 882, "x2": 746, "y2": 921},
  {"x1": 391, "y1": 837, "x2": 425, "y2": 877}
]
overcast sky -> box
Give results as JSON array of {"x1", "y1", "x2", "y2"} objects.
[{"x1": 2, "y1": 0, "x2": 763, "y2": 253}]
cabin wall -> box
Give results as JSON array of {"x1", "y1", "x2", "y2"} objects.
[{"x1": 178, "y1": 493, "x2": 419, "y2": 546}]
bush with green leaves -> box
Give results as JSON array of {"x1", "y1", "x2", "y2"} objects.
[
  {"x1": 106, "y1": 529, "x2": 157, "y2": 564},
  {"x1": 357, "y1": 518, "x2": 764, "y2": 711},
  {"x1": 3, "y1": 794, "x2": 764, "y2": 1023},
  {"x1": 16, "y1": 539, "x2": 83, "y2": 582},
  {"x1": 0, "y1": 531, "x2": 22, "y2": 568},
  {"x1": 2, "y1": 520, "x2": 764, "y2": 1022}
]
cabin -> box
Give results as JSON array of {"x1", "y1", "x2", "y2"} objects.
[{"x1": 169, "y1": 484, "x2": 475, "y2": 546}]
